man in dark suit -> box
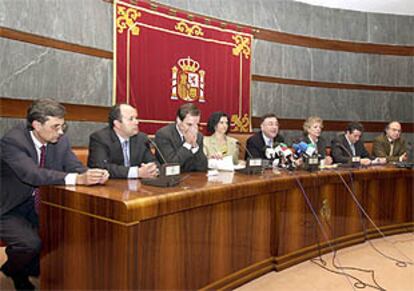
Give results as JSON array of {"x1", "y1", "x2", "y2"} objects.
[
  {"x1": 88, "y1": 104, "x2": 159, "y2": 178},
  {"x1": 0, "y1": 99, "x2": 109, "y2": 290},
  {"x1": 331, "y1": 122, "x2": 373, "y2": 165},
  {"x1": 372, "y1": 121, "x2": 408, "y2": 162},
  {"x1": 245, "y1": 113, "x2": 285, "y2": 160},
  {"x1": 155, "y1": 103, "x2": 207, "y2": 172}
]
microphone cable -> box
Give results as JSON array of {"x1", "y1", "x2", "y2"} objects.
[
  {"x1": 308, "y1": 171, "x2": 386, "y2": 291},
  {"x1": 292, "y1": 173, "x2": 359, "y2": 291},
  {"x1": 336, "y1": 170, "x2": 413, "y2": 268},
  {"x1": 293, "y1": 171, "x2": 391, "y2": 290}
]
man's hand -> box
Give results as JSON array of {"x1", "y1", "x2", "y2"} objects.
[
  {"x1": 400, "y1": 152, "x2": 408, "y2": 162},
  {"x1": 183, "y1": 126, "x2": 198, "y2": 147},
  {"x1": 77, "y1": 169, "x2": 109, "y2": 185},
  {"x1": 138, "y1": 162, "x2": 159, "y2": 178},
  {"x1": 360, "y1": 158, "x2": 371, "y2": 166},
  {"x1": 324, "y1": 156, "x2": 333, "y2": 165}
]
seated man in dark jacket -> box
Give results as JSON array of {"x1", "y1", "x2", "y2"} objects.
[
  {"x1": 155, "y1": 103, "x2": 207, "y2": 172},
  {"x1": 245, "y1": 113, "x2": 284, "y2": 160},
  {"x1": 331, "y1": 122, "x2": 372, "y2": 166},
  {"x1": 88, "y1": 103, "x2": 159, "y2": 178},
  {"x1": 1, "y1": 99, "x2": 108, "y2": 290}
]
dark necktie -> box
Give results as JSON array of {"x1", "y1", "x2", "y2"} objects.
[{"x1": 34, "y1": 145, "x2": 46, "y2": 213}]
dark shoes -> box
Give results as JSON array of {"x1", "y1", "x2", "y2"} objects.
[
  {"x1": 1, "y1": 266, "x2": 35, "y2": 290},
  {"x1": 10, "y1": 275, "x2": 35, "y2": 290}
]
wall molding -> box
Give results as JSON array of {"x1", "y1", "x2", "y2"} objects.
[
  {"x1": 0, "y1": 97, "x2": 109, "y2": 123},
  {"x1": 252, "y1": 75, "x2": 414, "y2": 93},
  {"x1": 255, "y1": 28, "x2": 414, "y2": 56},
  {"x1": 0, "y1": 26, "x2": 113, "y2": 59},
  {"x1": 2, "y1": 97, "x2": 413, "y2": 133}
]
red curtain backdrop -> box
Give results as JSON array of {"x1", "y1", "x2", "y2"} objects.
[{"x1": 114, "y1": 0, "x2": 253, "y2": 134}]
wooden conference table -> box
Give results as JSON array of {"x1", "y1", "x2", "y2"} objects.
[{"x1": 39, "y1": 166, "x2": 413, "y2": 290}]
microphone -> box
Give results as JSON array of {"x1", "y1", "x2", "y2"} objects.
[
  {"x1": 236, "y1": 141, "x2": 263, "y2": 174},
  {"x1": 142, "y1": 138, "x2": 181, "y2": 187},
  {"x1": 275, "y1": 143, "x2": 296, "y2": 170},
  {"x1": 146, "y1": 138, "x2": 168, "y2": 165},
  {"x1": 334, "y1": 142, "x2": 360, "y2": 168},
  {"x1": 293, "y1": 142, "x2": 320, "y2": 171},
  {"x1": 293, "y1": 141, "x2": 308, "y2": 158}
]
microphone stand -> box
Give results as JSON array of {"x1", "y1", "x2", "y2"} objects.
[
  {"x1": 335, "y1": 142, "x2": 361, "y2": 168},
  {"x1": 236, "y1": 141, "x2": 263, "y2": 175},
  {"x1": 141, "y1": 139, "x2": 181, "y2": 187}
]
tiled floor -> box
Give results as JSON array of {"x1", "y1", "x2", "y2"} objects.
[{"x1": 0, "y1": 233, "x2": 412, "y2": 290}]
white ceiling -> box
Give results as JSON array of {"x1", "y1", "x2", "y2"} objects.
[{"x1": 294, "y1": 0, "x2": 414, "y2": 15}]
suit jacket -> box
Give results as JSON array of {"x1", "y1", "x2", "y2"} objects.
[
  {"x1": 154, "y1": 123, "x2": 207, "y2": 172},
  {"x1": 88, "y1": 127, "x2": 158, "y2": 178},
  {"x1": 301, "y1": 135, "x2": 328, "y2": 158},
  {"x1": 245, "y1": 131, "x2": 285, "y2": 160},
  {"x1": 372, "y1": 134, "x2": 407, "y2": 162},
  {"x1": 331, "y1": 133, "x2": 370, "y2": 164},
  {"x1": 0, "y1": 123, "x2": 86, "y2": 216},
  {"x1": 203, "y1": 135, "x2": 239, "y2": 164}
]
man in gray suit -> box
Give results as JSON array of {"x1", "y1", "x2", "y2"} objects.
[
  {"x1": 0, "y1": 99, "x2": 109, "y2": 290},
  {"x1": 88, "y1": 103, "x2": 159, "y2": 178},
  {"x1": 155, "y1": 103, "x2": 207, "y2": 172}
]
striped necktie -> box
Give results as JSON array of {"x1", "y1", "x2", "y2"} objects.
[{"x1": 122, "y1": 140, "x2": 130, "y2": 167}]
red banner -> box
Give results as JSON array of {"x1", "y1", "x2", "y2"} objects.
[{"x1": 114, "y1": 0, "x2": 253, "y2": 134}]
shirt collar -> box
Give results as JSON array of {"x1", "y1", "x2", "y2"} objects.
[
  {"x1": 262, "y1": 133, "x2": 273, "y2": 146},
  {"x1": 176, "y1": 124, "x2": 185, "y2": 140},
  {"x1": 30, "y1": 130, "x2": 47, "y2": 149},
  {"x1": 307, "y1": 135, "x2": 318, "y2": 145},
  {"x1": 345, "y1": 134, "x2": 354, "y2": 147},
  {"x1": 115, "y1": 132, "x2": 129, "y2": 144}
]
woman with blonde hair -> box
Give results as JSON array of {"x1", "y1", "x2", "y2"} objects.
[{"x1": 302, "y1": 116, "x2": 333, "y2": 165}]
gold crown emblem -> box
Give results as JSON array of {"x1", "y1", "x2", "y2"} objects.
[{"x1": 178, "y1": 56, "x2": 200, "y2": 72}]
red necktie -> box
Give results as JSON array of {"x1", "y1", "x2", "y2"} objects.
[{"x1": 34, "y1": 145, "x2": 46, "y2": 213}]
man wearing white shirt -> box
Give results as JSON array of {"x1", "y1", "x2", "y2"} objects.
[
  {"x1": 88, "y1": 103, "x2": 159, "y2": 178},
  {"x1": 0, "y1": 99, "x2": 108, "y2": 290},
  {"x1": 155, "y1": 103, "x2": 207, "y2": 172}
]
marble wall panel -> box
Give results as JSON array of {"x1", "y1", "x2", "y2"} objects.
[
  {"x1": 252, "y1": 40, "x2": 413, "y2": 86},
  {"x1": 367, "y1": 55, "x2": 414, "y2": 86},
  {"x1": 158, "y1": 0, "x2": 414, "y2": 45},
  {"x1": 0, "y1": 39, "x2": 112, "y2": 106},
  {"x1": 251, "y1": 81, "x2": 283, "y2": 117},
  {"x1": 0, "y1": 0, "x2": 113, "y2": 51},
  {"x1": 251, "y1": 82, "x2": 414, "y2": 122},
  {"x1": 311, "y1": 6, "x2": 368, "y2": 42},
  {"x1": 252, "y1": 39, "x2": 283, "y2": 76},
  {"x1": 279, "y1": 85, "x2": 312, "y2": 119},
  {"x1": 0, "y1": 118, "x2": 106, "y2": 147},
  {"x1": 281, "y1": 45, "x2": 312, "y2": 80}
]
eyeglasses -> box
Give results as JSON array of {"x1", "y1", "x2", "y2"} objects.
[{"x1": 50, "y1": 123, "x2": 68, "y2": 132}]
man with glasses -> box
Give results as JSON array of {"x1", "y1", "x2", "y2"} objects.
[
  {"x1": 154, "y1": 103, "x2": 207, "y2": 172},
  {"x1": 0, "y1": 99, "x2": 109, "y2": 290},
  {"x1": 88, "y1": 103, "x2": 159, "y2": 178},
  {"x1": 372, "y1": 121, "x2": 408, "y2": 162}
]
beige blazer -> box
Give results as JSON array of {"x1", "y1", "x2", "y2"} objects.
[{"x1": 203, "y1": 135, "x2": 239, "y2": 164}]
